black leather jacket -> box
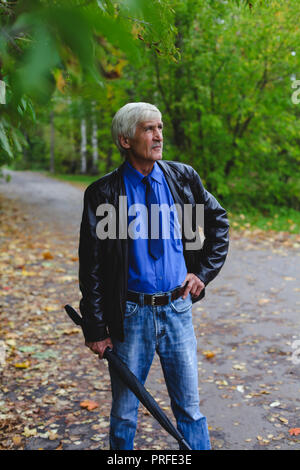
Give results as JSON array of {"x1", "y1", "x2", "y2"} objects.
[{"x1": 78, "y1": 160, "x2": 229, "y2": 342}]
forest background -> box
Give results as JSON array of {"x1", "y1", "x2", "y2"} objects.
[{"x1": 1, "y1": 0, "x2": 300, "y2": 232}]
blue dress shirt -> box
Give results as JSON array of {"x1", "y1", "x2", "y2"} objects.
[{"x1": 122, "y1": 160, "x2": 187, "y2": 294}]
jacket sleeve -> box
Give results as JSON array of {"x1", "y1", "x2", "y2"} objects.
[
  {"x1": 78, "y1": 186, "x2": 109, "y2": 342},
  {"x1": 191, "y1": 169, "x2": 230, "y2": 286}
]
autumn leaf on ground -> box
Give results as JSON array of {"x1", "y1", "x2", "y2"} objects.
[
  {"x1": 23, "y1": 427, "x2": 37, "y2": 437},
  {"x1": 21, "y1": 269, "x2": 36, "y2": 276},
  {"x1": 80, "y1": 400, "x2": 99, "y2": 411},
  {"x1": 233, "y1": 363, "x2": 246, "y2": 370},
  {"x1": 62, "y1": 328, "x2": 80, "y2": 335},
  {"x1": 44, "y1": 305, "x2": 60, "y2": 312},
  {"x1": 258, "y1": 298, "x2": 271, "y2": 305},
  {"x1": 12, "y1": 436, "x2": 22, "y2": 446},
  {"x1": 43, "y1": 251, "x2": 54, "y2": 260},
  {"x1": 14, "y1": 361, "x2": 30, "y2": 369},
  {"x1": 202, "y1": 350, "x2": 216, "y2": 359},
  {"x1": 48, "y1": 430, "x2": 59, "y2": 440},
  {"x1": 57, "y1": 275, "x2": 76, "y2": 282},
  {"x1": 278, "y1": 417, "x2": 288, "y2": 424},
  {"x1": 289, "y1": 428, "x2": 300, "y2": 436}
]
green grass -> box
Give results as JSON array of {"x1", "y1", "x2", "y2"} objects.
[
  {"x1": 46, "y1": 172, "x2": 98, "y2": 185},
  {"x1": 228, "y1": 207, "x2": 300, "y2": 234}
]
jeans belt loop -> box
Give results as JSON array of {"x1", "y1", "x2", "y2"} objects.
[
  {"x1": 168, "y1": 292, "x2": 172, "y2": 304},
  {"x1": 139, "y1": 292, "x2": 144, "y2": 307}
]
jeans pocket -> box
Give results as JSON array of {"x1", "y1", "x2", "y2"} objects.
[
  {"x1": 124, "y1": 300, "x2": 138, "y2": 318},
  {"x1": 170, "y1": 294, "x2": 192, "y2": 314}
]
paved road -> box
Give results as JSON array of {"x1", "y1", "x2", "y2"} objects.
[{"x1": 1, "y1": 170, "x2": 299, "y2": 450}]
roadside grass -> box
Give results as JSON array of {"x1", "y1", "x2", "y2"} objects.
[
  {"x1": 228, "y1": 208, "x2": 300, "y2": 234},
  {"x1": 46, "y1": 172, "x2": 97, "y2": 191}
]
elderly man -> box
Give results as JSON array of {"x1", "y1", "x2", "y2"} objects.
[{"x1": 78, "y1": 102, "x2": 229, "y2": 450}]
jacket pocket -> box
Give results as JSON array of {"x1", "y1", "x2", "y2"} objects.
[{"x1": 170, "y1": 294, "x2": 192, "y2": 314}]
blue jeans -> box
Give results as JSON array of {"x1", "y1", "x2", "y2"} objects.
[{"x1": 108, "y1": 292, "x2": 211, "y2": 450}]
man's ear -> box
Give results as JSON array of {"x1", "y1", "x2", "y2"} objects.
[{"x1": 119, "y1": 135, "x2": 131, "y2": 150}]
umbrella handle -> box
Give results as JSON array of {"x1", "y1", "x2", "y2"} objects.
[{"x1": 103, "y1": 346, "x2": 112, "y2": 359}]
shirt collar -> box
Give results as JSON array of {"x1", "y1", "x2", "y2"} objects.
[{"x1": 123, "y1": 160, "x2": 163, "y2": 188}]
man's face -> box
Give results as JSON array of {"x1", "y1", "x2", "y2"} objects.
[{"x1": 121, "y1": 118, "x2": 163, "y2": 164}]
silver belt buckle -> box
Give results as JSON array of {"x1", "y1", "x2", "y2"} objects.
[{"x1": 151, "y1": 293, "x2": 165, "y2": 306}]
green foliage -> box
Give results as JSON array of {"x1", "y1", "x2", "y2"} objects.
[
  {"x1": 128, "y1": 0, "x2": 300, "y2": 211},
  {"x1": 0, "y1": 0, "x2": 177, "y2": 163}
]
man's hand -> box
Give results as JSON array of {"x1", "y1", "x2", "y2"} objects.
[
  {"x1": 85, "y1": 337, "x2": 113, "y2": 360},
  {"x1": 181, "y1": 273, "x2": 205, "y2": 299}
]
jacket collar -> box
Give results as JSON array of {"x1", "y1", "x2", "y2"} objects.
[{"x1": 156, "y1": 160, "x2": 184, "y2": 208}]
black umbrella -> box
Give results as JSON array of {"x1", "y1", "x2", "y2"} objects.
[{"x1": 64, "y1": 304, "x2": 192, "y2": 450}]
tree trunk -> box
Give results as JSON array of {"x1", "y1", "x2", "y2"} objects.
[
  {"x1": 91, "y1": 101, "x2": 98, "y2": 174},
  {"x1": 68, "y1": 97, "x2": 76, "y2": 173},
  {"x1": 50, "y1": 110, "x2": 55, "y2": 173},
  {"x1": 80, "y1": 117, "x2": 87, "y2": 174}
]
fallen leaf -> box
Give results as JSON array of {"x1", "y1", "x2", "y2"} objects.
[
  {"x1": 23, "y1": 426, "x2": 37, "y2": 437},
  {"x1": 202, "y1": 350, "x2": 215, "y2": 359},
  {"x1": 48, "y1": 430, "x2": 59, "y2": 440},
  {"x1": 258, "y1": 298, "x2": 271, "y2": 305},
  {"x1": 12, "y1": 435, "x2": 22, "y2": 446},
  {"x1": 44, "y1": 305, "x2": 59, "y2": 312},
  {"x1": 233, "y1": 364, "x2": 246, "y2": 370},
  {"x1": 80, "y1": 400, "x2": 99, "y2": 411},
  {"x1": 278, "y1": 417, "x2": 288, "y2": 424},
  {"x1": 62, "y1": 328, "x2": 80, "y2": 336},
  {"x1": 21, "y1": 269, "x2": 36, "y2": 276},
  {"x1": 57, "y1": 275, "x2": 76, "y2": 282},
  {"x1": 42, "y1": 251, "x2": 54, "y2": 260},
  {"x1": 289, "y1": 428, "x2": 300, "y2": 436},
  {"x1": 14, "y1": 361, "x2": 30, "y2": 369}
]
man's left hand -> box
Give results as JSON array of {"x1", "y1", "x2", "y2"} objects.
[{"x1": 181, "y1": 273, "x2": 205, "y2": 299}]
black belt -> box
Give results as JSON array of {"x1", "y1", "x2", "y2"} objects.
[{"x1": 127, "y1": 286, "x2": 185, "y2": 306}]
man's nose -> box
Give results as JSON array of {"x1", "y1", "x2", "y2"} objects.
[{"x1": 154, "y1": 127, "x2": 163, "y2": 140}]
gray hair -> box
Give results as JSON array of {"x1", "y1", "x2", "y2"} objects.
[{"x1": 111, "y1": 102, "x2": 162, "y2": 156}]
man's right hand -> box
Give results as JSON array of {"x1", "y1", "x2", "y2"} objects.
[{"x1": 85, "y1": 337, "x2": 113, "y2": 359}]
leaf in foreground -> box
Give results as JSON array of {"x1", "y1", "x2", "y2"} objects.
[
  {"x1": 80, "y1": 400, "x2": 99, "y2": 411},
  {"x1": 289, "y1": 428, "x2": 300, "y2": 436}
]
